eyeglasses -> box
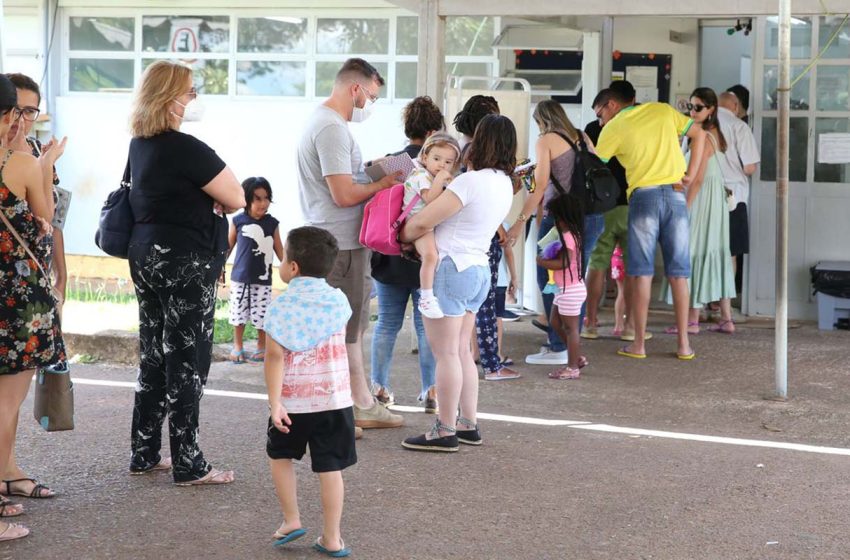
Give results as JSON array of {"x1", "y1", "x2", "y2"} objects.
[
  {"x1": 355, "y1": 82, "x2": 379, "y2": 103},
  {"x1": 16, "y1": 106, "x2": 40, "y2": 122},
  {"x1": 186, "y1": 87, "x2": 198, "y2": 99},
  {"x1": 687, "y1": 103, "x2": 707, "y2": 112}
]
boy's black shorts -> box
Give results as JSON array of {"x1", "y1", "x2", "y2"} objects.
[{"x1": 266, "y1": 407, "x2": 357, "y2": 473}]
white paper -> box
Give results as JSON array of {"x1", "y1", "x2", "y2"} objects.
[
  {"x1": 625, "y1": 66, "x2": 657, "y2": 88},
  {"x1": 817, "y1": 133, "x2": 850, "y2": 164},
  {"x1": 635, "y1": 87, "x2": 659, "y2": 103}
]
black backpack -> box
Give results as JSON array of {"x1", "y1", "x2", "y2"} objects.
[{"x1": 550, "y1": 131, "x2": 619, "y2": 214}]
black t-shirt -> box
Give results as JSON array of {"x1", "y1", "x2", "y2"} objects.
[
  {"x1": 129, "y1": 130, "x2": 227, "y2": 253},
  {"x1": 370, "y1": 143, "x2": 424, "y2": 287},
  {"x1": 584, "y1": 121, "x2": 628, "y2": 207}
]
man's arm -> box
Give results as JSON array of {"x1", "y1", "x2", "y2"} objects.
[{"x1": 325, "y1": 171, "x2": 402, "y2": 208}]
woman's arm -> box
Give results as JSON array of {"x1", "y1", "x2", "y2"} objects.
[
  {"x1": 685, "y1": 135, "x2": 714, "y2": 208},
  {"x1": 21, "y1": 154, "x2": 50, "y2": 222},
  {"x1": 400, "y1": 189, "x2": 463, "y2": 243},
  {"x1": 506, "y1": 138, "x2": 550, "y2": 244},
  {"x1": 504, "y1": 235, "x2": 518, "y2": 297},
  {"x1": 201, "y1": 166, "x2": 247, "y2": 212}
]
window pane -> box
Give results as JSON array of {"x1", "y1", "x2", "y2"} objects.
[
  {"x1": 818, "y1": 16, "x2": 850, "y2": 59},
  {"x1": 70, "y1": 17, "x2": 134, "y2": 51},
  {"x1": 317, "y1": 19, "x2": 389, "y2": 54},
  {"x1": 816, "y1": 66, "x2": 850, "y2": 111},
  {"x1": 763, "y1": 65, "x2": 809, "y2": 110},
  {"x1": 764, "y1": 16, "x2": 811, "y2": 59},
  {"x1": 446, "y1": 62, "x2": 492, "y2": 78},
  {"x1": 237, "y1": 61, "x2": 305, "y2": 96},
  {"x1": 143, "y1": 16, "x2": 230, "y2": 53},
  {"x1": 395, "y1": 62, "x2": 417, "y2": 98},
  {"x1": 70, "y1": 58, "x2": 134, "y2": 92},
  {"x1": 237, "y1": 17, "x2": 307, "y2": 53},
  {"x1": 815, "y1": 118, "x2": 850, "y2": 182},
  {"x1": 316, "y1": 61, "x2": 388, "y2": 97},
  {"x1": 397, "y1": 16, "x2": 418, "y2": 55},
  {"x1": 446, "y1": 17, "x2": 494, "y2": 56},
  {"x1": 760, "y1": 117, "x2": 808, "y2": 182},
  {"x1": 143, "y1": 58, "x2": 229, "y2": 95}
]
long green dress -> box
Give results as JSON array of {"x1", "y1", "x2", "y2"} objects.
[{"x1": 663, "y1": 134, "x2": 737, "y2": 307}]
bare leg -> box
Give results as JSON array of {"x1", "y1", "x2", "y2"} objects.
[
  {"x1": 584, "y1": 268, "x2": 605, "y2": 328},
  {"x1": 414, "y1": 233, "x2": 439, "y2": 291},
  {"x1": 233, "y1": 325, "x2": 245, "y2": 352},
  {"x1": 623, "y1": 275, "x2": 652, "y2": 355},
  {"x1": 0, "y1": 370, "x2": 35, "y2": 536},
  {"x1": 719, "y1": 298, "x2": 736, "y2": 332},
  {"x1": 668, "y1": 277, "x2": 693, "y2": 356},
  {"x1": 688, "y1": 308, "x2": 701, "y2": 332},
  {"x1": 318, "y1": 471, "x2": 345, "y2": 552},
  {"x1": 457, "y1": 312, "x2": 480, "y2": 425},
  {"x1": 550, "y1": 309, "x2": 581, "y2": 369},
  {"x1": 424, "y1": 315, "x2": 465, "y2": 435},
  {"x1": 623, "y1": 276, "x2": 635, "y2": 333},
  {"x1": 269, "y1": 458, "x2": 301, "y2": 535},
  {"x1": 496, "y1": 317, "x2": 504, "y2": 361},
  {"x1": 256, "y1": 330, "x2": 266, "y2": 352},
  {"x1": 346, "y1": 337, "x2": 373, "y2": 409},
  {"x1": 613, "y1": 279, "x2": 626, "y2": 332}
]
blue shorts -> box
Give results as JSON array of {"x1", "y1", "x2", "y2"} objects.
[
  {"x1": 627, "y1": 185, "x2": 690, "y2": 278},
  {"x1": 434, "y1": 257, "x2": 490, "y2": 317}
]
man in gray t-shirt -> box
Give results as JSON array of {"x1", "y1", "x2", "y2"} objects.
[{"x1": 296, "y1": 58, "x2": 403, "y2": 430}]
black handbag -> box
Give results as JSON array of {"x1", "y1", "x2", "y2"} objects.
[{"x1": 95, "y1": 158, "x2": 134, "y2": 258}]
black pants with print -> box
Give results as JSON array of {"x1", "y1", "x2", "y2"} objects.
[
  {"x1": 128, "y1": 244, "x2": 225, "y2": 482},
  {"x1": 475, "y1": 233, "x2": 503, "y2": 374}
]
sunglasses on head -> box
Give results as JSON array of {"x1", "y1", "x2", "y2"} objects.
[{"x1": 687, "y1": 103, "x2": 708, "y2": 112}]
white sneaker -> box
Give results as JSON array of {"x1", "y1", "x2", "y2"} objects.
[
  {"x1": 418, "y1": 294, "x2": 444, "y2": 319},
  {"x1": 525, "y1": 348, "x2": 568, "y2": 365}
]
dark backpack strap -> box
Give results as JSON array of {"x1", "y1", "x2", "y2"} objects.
[
  {"x1": 122, "y1": 157, "x2": 131, "y2": 188},
  {"x1": 547, "y1": 130, "x2": 583, "y2": 195}
]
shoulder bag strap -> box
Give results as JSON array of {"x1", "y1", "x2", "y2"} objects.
[
  {"x1": 122, "y1": 156, "x2": 132, "y2": 187},
  {"x1": 392, "y1": 194, "x2": 422, "y2": 229}
]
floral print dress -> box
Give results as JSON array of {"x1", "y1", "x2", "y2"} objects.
[{"x1": 0, "y1": 150, "x2": 64, "y2": 374}]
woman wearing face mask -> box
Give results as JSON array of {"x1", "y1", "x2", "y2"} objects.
[{"x1": 126, "y1": 60, "x2": 244, "y2": 485}]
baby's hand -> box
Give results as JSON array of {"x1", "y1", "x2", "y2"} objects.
[
  {"x1": 434, "y1": 169, "x2": 453, "y2": 188},
  {"x1": 270, "y1": 402, "x2": 292, "y2": 433}
]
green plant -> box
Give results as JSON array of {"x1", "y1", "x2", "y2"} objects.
[{"x1": 213, "y1": 318, "x2": 258, "y2": 344}]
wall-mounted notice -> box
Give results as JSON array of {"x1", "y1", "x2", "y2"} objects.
[
  {"x1": 817, "y1": 133, "x2": 850, "y2": 164},
  {"x1": 625, "y1": 66, "x2": 657, "y2": 88}
]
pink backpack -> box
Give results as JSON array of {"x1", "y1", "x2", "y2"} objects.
[{"x1": 359, "y1": 184, "x2": 421, "y2": 256}]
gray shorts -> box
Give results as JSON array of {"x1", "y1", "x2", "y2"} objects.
[{"x1": 327, "y1": 248, "x2": 372, "y2": 343}]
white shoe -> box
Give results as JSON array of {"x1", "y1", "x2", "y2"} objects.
[
  {"x1": 525, "y1": 348, "x2": 568, "y2": 365},
  {"x1": 418, "y1": 294, "x2": 444, "y2": 319}
]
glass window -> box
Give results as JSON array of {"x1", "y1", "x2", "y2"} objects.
[
  {"x1": 816, "y1": 66, "x2": 850, "y2": 111},
  {"x1": 142, "y1": 16, "x2": 230, "y2": 53},
  {"x1": 396, "y1": 16, "x2": 418, "y2": 55},
  {"x1": 760, "y1": 117, "x2": 808, "y2": 182},
  {"x1": 815, "y1": 118, "x2": 850, "y2": 182},
  {"x1": 143, "y1": 58, "x2": 229, "y2": 95},
  {"x1": 237, "y1": 17, "x2": 307, "y2": 53},
  {"x1": 237, "y1": 61, "x2": 306, "y2": 96},
  {"x1": 818, "y1": 16, "x2": 850, "y2": 59},
  {"x1": 446, "y1": 17, "x2": 494, "y2": 56},
  {"x1": 395, "y1": 62, "x2": 417, "y2": 99},
  {"x1": 446, "y1": 61, "x2": 492, "y2": 78},
  {"x1": 69, "y1": 58, "x2": 134, "y2": 92},
  {"x1": 315, "y1": 61, "x2": 388, "y2": 97},
  {"x1": 763, "y1": 65, "x2": 810, "y2": 110},
  {"x1": 764, "y1": 16, "x2": 812, "y2": 59},
  {"x1": 316, "y1": 19, "x2": 389, "y2": 54},
  {"x1": 70, "y1": 17, "x2": 134, "y2": 51}
]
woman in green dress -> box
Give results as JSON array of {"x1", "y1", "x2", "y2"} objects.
[{"x1": 664, "y1": 87, "x2": 737, "y2": 334}]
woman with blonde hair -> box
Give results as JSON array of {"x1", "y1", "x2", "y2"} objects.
[
  {"x1": 126, "y1": 60, "x2": 244, "y2": 485},
  {"x1": 506, "y1": 100, "x2": 601, "y2": 366}
]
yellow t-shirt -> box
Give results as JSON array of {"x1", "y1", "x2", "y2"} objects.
[{"x1": 595, "y1": 103, "x2": 693, "y2": 198}]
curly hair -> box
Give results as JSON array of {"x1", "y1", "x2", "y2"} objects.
[
  {"x1": 453, "y1": 95, "x2": 499, "y2": 136},
  {"x1": 402, "y1": 96, "x2": 445, "y2": 141}
]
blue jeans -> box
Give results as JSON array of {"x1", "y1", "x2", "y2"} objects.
[
  {"x1": 537, "y1": 213, "x2": 605, "y2": 348},
  {"x1": 370, "y1": 281, "x2": 436, "y2": 400},
  {"x1": 627, "y1": 186, "x2": 690, "y2": 277}
]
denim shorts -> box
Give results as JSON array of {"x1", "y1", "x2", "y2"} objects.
[
  {"x1": 433, "y1": 257, "x2": 490, "y2": 317},
  {"x1": 627, "y1": 185, "x2": 690, "y2": 277}
]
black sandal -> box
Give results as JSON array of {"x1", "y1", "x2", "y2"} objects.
[
  {"x1": 1, "y1": 478, "x2": 54, "y2": 499},
  {"x1": 0, "y1": 496, "x2": 23, "y2": 518}
]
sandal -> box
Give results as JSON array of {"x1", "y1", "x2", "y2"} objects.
[
  {"x1": 1, "y1": 478, "x2": 55, "y2": 499},
  {"x1": 229, "y1": 349, "x2": 246, "y2": 364},
  {"x1": 664, "y1": 321, "x2": 700, "y2": 335},
  {"x1": 0, "y1": 522, "x2": 29, "y2": 542},
  {"x1": 174, "y1": 468, "x2": 235, "y2": 487},
  {"x1": 708, "y1": 319, "x2": 735, "y2": 334},
  {"x1": 129, "y1": 457, "x2": 172, "y2": 476},
  {"x1": 0, "y1": 497, "x2": 23, "y2": 518},
  {"x1": 248, "y1": 350, "x2": 265, "y2": 362},
  {"x1": 313, "y1": 536, "x2": 351, "y2": 558},
  {"x1": 578, "y1": 356, "x2": 589, "y2": 369},
  {"x1": 547, "y1": 367, "x2": 580, "y2": 380}
]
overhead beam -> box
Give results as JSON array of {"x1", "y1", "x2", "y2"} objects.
[{"x1": 433, "y1": 0, "x2": 824, "y2": 16}]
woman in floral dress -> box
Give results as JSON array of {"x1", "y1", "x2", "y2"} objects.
[{"x1": 0, "y1": 74, "x2": 61, "y2": 543}]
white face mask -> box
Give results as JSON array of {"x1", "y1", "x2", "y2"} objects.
[
  {"x1": 174, "y1": 97, "x2": 206, "y2": 122},
  {"x1": 351, "y1": 91, "x2": 375, "y2": 123}
]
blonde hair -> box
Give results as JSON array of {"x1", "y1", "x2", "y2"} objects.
[
  {"x1": 533, "y1": 99, "x2": 580, "y2": 143},
  {"x1": 419, "y1": 132, "x2": 461, "y2": 170},
  {"x1": 130, "y1": 60, "x2": 193, "y2": 138}
]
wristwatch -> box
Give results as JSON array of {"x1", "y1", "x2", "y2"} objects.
[{"x1": 516, "y1": 213, "x2": 528, "y2": 223}]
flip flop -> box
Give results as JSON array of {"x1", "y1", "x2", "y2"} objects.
[
  {"x1": 0, "y1": 522, "x2": 29, "y2": 542},
  {"x1": 620, "y1": 331, "x2": 653, "y2": 342},
  {"x1": 313, "y1": 537, "x2": 351, "y2": 558},
  {"x1": 664, "y1": 322, "x2": 700, "y2": 335},
  {"x1": 708, "y1": 320, "x2": 735, "y2": 334},
  {"x1": 247, "y1": 350, "x2": 265, "y2": 362},
  {"x1": 677, "y1": 351, "x2": 696, "y2": 361},
  {"x1": 273, "y1": 527, "x2": 307, "y2": 548},
  {"x1": 229, "y1": 350, "x2": 246, "y2": 364},
  {"x1": 174, "y1": 469, "x2": 235, "y2": 487},
  {"x1": 129, "y1": 457, "x2": 172, "y2": 476},
  {"x1": 500, "y1": 356, "x2": 514, "y2": 366},
  {"x1": 617, "y1": 346, "x2": 646, "y2": 359}
]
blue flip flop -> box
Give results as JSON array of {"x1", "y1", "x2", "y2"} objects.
[
  {"x1": 313, "y1": 537, "x2": 351, "y2": 557},
  {"x1": 272, "y1": 528, "x2": 306, "y2": 548}
]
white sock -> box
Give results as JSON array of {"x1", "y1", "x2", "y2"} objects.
[{"x1": 420, "y1": 289, "x2": 434, "y2": 299}]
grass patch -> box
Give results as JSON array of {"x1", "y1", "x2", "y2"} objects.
[
  {"x1": 213, "y1": 318, "x2": 258, "y2": 344},
  {"x1": 66, "y1": 277, "x2": 136, "y2": 304}
]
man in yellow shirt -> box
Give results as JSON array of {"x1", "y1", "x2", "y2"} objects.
[{"x1": 594, "y1": 88, "x2": 706, "y2": 360}]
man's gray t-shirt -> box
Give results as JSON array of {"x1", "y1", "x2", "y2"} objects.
[{"x1": 297, "y1": 105, "x2": 366, "y2": 251}]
